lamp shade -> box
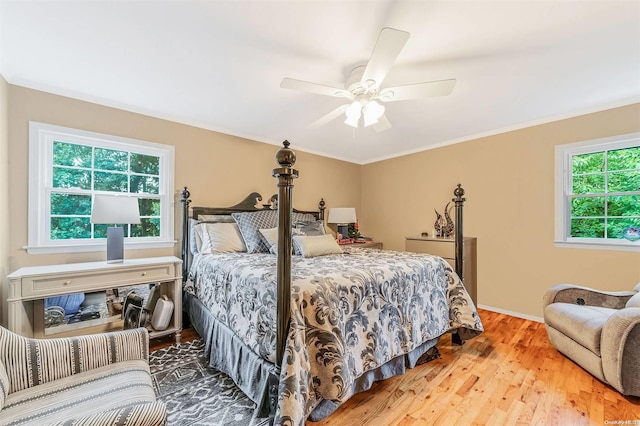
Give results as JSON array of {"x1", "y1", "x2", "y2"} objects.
[
  {"x1": 327, "y1": 207, "x2": 357, "y2": 225},
  {"x1": 363, "y1": 100, "x2": 385, "y2": 127},
  {"x1": 91, "y1": 194, "x2": 141, "y2": 224},
  {"x1": 344, "y1": 102, "x2": 362, "y2": 128}
]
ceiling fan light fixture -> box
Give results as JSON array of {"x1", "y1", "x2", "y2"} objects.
[
  {"x1": 344, "y1": 101, "x2": 362, "y2": 128},
  {"x1": 363, "y1": 100, "x2": 385, "y2": 127}
]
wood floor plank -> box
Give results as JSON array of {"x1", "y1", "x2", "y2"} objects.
[{"x1": 152, "y1": 309, "x2": 640, "y2": 425}]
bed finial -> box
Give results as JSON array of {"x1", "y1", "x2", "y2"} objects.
[
  {"x1": 276, "y1": 140, "x2": 296, "y2": 167},
  {"x1": 453, "y1": 183, "x2": 465, "y2": 201}
]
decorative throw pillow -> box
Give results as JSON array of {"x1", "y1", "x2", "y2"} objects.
[
  {"x1": 626, "y1": 292, "x2": 640, "y2": 308},
  {"x1": 293, "y1": 220, "x2": 325, "y2": 235},
  {"x1": 189, "y1": 215, "x2": 235, "y2": 254},
  {"x1": 232, "y1": 211, "x2": 279, "y2": 253},
  {"x1": 292, "y1": 234, "x2": 343, "y2": 257},
  {"x1": 292, "y1": 220, "x2": 325, "y2": 255},
  {"x1": 232, "y1": 211, "x2": 319, "y2": 254},
  {"x1": 199, "y1": 222, "x2": 247, "y2": 253},
  {"x1": 259, "y1": 227, "x2": 280, "y2": 254},
  {"x1": 198, "y1": 214, "x2": 236, "y2": 222}
]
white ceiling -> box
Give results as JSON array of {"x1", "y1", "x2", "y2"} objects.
[{"x1": 1, "y1": 1, "x2": 639, "y2": 164}]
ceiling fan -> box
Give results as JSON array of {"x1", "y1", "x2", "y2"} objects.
[{"x1": 280, "y1": 27, "x2": 456, "y2": 133}]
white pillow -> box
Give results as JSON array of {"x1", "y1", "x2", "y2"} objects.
[
  {"x1": 292, "y1": 234, "x2": 343, "y2": 257},
  {"x1": 259, "y1": 227, "x2": 279, "y2": 254},
  {"x1": 626, "y1": 292, "x2": 640, "y2": 308},
  {"x1": 199, "y1": 222, "x2": 247, "y2": 254}
]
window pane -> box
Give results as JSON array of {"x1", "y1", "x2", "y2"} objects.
[
  {"x1": 608, "y1": 195, "x2": 640, "y2": 217},
  {"x1": 51, "y1": 217, "x2": 91, "y2": 239},
  {"x1": 608, "y1": 146, "x2": 640, "y2": 171},
  {"x1": 93, "y1": 224, "x2": 129, "y2": 238},
  {"x1": 572, "y1": 173, "x2": 605, "y2": 194},
  {"x1": 608, "y1": 170, "x2": 640, "y2": 192},
  {"x1": 51, "y1": 193, "x2": 92, "y2": 215},
  {"x1": 131, "y1": 153, "x2": 159, "y2": 175},
  {"x1": 52, "y1": 167, "x2": 92, "y2": 189},
  {"x1": 94, "y1": 148, "x2": 128, "y2": 172},
  {"x1": 53, "y1": 141, "x2": 92, "y2": 167},
  {"x1": 571, "y1": 218, "x2": 604, "y2": 238},
  {"x1": 607, "y1": 218, "x2": 640, "y2": 240},
  {"x1": 130, "y1": 175, "x2": 159, "y2": 194},
  {"x1": 139, "y1": 198, "x2": 160, "y2": 216},
  {"x1": 131, "y1": 218, "x2": 160, "y2": 237},
  {"x1": 94, "y1": 171, "x2": 128, "y2": 192},
  {"x1": 571, "y1": 196, "x2": 605, "y2": 217},
  {"x1": 573, "y1": 152, "x2": 604, "y2": 174}
]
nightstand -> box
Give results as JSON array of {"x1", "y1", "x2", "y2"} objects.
[
  {"x1": 353, "y1": 241, "x2": 383, "y2": 250},
  {"x1": 6, "y1": 256, "x2": 183, "y2": 344}
]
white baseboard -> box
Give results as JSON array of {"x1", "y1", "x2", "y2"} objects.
[{"x1": 477, "y1": 304, "x2": 544, "y2": 323}]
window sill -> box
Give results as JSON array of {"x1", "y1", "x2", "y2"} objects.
[
  {"x1": 24, "y1": 240, "x2": 176, "y2": 255},
  {"x1": 554, "y1": 240, "x2": 640, "y2": 252}
]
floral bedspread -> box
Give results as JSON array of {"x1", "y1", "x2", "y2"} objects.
[{"x1": 185, "y1": 247, "x2": 483, "y2": 425}]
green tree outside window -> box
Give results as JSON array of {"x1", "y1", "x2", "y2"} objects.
[
  {"x1": 50, "y1": 141, "x2": 161, "y2": 240},
  {"x1": 570, "y1": 146, "x2": 640, "y2": 239}
]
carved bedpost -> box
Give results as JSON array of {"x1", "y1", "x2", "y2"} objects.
[
  {"x1": 453, "y1": 184, "x2": 465, "y2": 279},
  {"x1": 180, "y1": 187, "x2": 191, "y2": 282},
  {"x1": 272, "y1": 141, "x2": 298, "y2": 364},
  {"x1": 269, "y1": 141, "x2": 299, "y2": 420},
  {"x1": 452, "y1": 184, "x2": 466, "y2": 346},
  {"x1": 318, "y1": 198, "x2": 326, "y2": 221}
]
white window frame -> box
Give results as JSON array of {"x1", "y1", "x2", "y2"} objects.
[
  {"x1": 27, "y1": 122, "x2": 175, "y2": 254},
  {"x1": 554, "y1": 132, "x2": 640, "y2": 252}
]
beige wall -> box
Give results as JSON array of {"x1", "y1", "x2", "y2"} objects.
[
  {"x1": 4, "y1": 83, "x2": 639, "y2": 322},
  {"x1": 361, "y1": 103, "x2": 640, "y2": 318},
  {"x1": 6, "y1": 85, "x2": 361, "y2": 276},
  {"x1": 0, "y1": 76, "x2": 9, "y2": 325}
]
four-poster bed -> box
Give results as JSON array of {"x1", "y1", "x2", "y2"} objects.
[{"x1": 179, "y1": 141, "x2": 483, "y2": 425}]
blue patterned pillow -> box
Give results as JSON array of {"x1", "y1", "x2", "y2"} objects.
[
  {"x1": 232, "y1": 211, "x2": 279, "y2": 253},
  {"x1": 232, "y1": 211, "x2": 319, "y2": 254}
]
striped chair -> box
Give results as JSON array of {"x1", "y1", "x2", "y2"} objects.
[{"x1": 0, "y1": 326, "x2": 166, "y2": 425}]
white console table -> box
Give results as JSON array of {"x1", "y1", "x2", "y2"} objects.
[{"x1": 6, "y1": 256, "x2": 183, "y2": 344}]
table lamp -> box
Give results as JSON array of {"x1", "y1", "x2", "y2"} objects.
[
  {"x1": 91, "y1": 194, "x2": 141, "y2": 263},
  {"x1": 327, "y1": 207, "x2": 357, "y2": 240}
]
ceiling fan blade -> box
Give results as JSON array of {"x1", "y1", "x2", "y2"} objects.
[
  {"x1": 372, "y1": 114, "x2": 392, "y2": 133},
  {"x1": 281, "y1": 78, "x2": 350, "y2": 98},
  {"x1": 378, "y1": 79, "x2": 456, "y2": 102},
  {"x1": 308, "y1": 104, "x2": 350, "y2": 129},
  {"x1": 361, "y1": 28, "x2": 410, "y2": 87}
]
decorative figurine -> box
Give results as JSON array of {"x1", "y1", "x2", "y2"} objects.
[
  {"x1": 434, "y1": 203, "x2": 455, "y2": 238},
  {"x1": 443, "y1": 202, "x2": 455, "y2": 238},
  {"x1": 434, "y1": 209, "x2": 444, "y2": 237}
]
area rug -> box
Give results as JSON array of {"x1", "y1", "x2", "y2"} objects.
[{"x1": 149, "y1": 339, "x2": 270, "y2": 426}]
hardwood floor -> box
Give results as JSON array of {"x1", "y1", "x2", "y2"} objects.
[{"x1": 151, "y1": 309, "x2": 640, "y2": 425}]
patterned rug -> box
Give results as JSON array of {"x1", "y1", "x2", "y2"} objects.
[{"x1": 149, "y1": 339, "x2": 270, "y2": 426}]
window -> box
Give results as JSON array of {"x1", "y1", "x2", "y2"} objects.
[
  {"x1": 555, "y1": 132, "x2": 640, "y2": 251},
  {"x1": 28, "y1": 122, "x2": 175, "y2": 254}
]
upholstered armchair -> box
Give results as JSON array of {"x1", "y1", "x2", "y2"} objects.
[
  {"x1": 0, "y1": 326, "x2": 166, "y2": 425},
  {"x1": 543, "y1": 283, "x2": 640, "y2": 397}
]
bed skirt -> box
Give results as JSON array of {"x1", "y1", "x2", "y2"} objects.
[{"x1": 185, "y1": 291, "x2": 441, "y2": 422}]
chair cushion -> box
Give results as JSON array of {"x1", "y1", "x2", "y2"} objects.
[
  {"x1": 0, "y1": 360, "x2": 157, "y2": 425},
  {"x1": 0, "y1": 359, "x2": 8, "y2": 411},
  {"x1": 626, "y1": 292, "x2": 640, "y2": 308},
  {"x1": 544, "y1": 303, "x2": 617, "y2": 355}
]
